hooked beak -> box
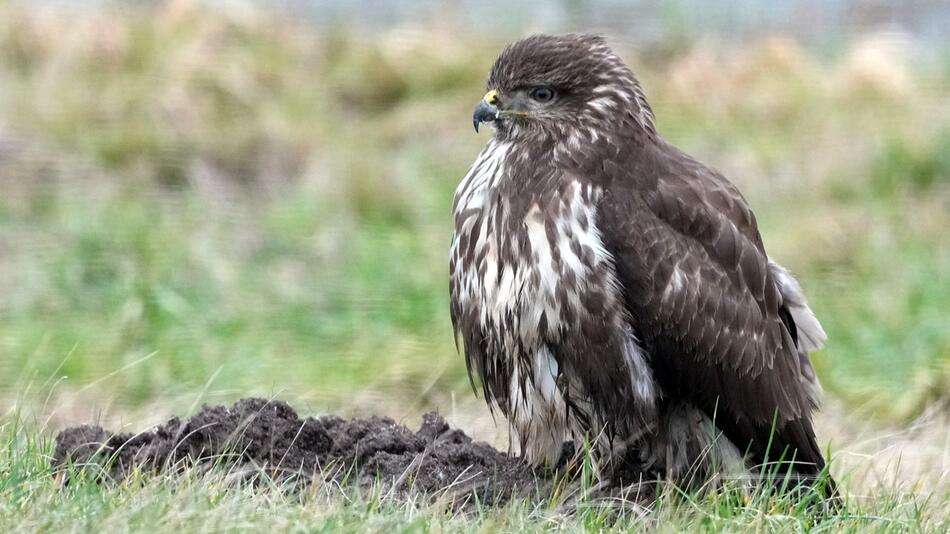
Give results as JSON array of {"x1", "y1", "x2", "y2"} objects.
[{"x1": 473, "y1": 90, "x2": 500, "y2": 133}]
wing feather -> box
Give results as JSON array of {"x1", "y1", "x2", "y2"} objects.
[{"x1": 600, "y1": 139, "x2": 830, "y2": 478}]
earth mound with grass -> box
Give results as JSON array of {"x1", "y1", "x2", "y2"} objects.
[{"x1": 52, "y1": 398, "x2": 552, "y2": 506}]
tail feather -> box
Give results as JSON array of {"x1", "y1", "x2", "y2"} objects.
[{"x1": 718, "y1": 413, "x2": 838, "y2": 501}]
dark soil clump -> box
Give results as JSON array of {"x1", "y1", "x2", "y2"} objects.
[{"x1": 52, "y1": 398, "x2": 550, "y2": 506}]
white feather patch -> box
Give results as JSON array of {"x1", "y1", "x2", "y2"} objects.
[
  {"x1": 768, "y1": 261, "x2": 827, "y2": 352},
  {"x1": 508, "y1": 345, "x2": 568, "y2": 465}
]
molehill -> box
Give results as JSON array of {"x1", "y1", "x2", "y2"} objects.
[{"x1": 52, "y1": 398, "x2": 580, "y2": 507}]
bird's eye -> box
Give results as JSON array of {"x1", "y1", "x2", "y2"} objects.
[{"x1": 529, "y1": 86, "x2": 556, "y2": 103}]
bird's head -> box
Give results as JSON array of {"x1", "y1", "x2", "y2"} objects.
[{"x1": 473, "y1": 34, "x2": 655, "y2": 141}]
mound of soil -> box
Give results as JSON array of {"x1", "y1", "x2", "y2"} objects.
[{"x1": 52, "y1": 398, "x2": 555, "y2": 506}]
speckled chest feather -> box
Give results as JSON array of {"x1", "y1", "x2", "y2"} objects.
[{"x1": 449, "y1": 138, "x2": 657, "y2": 464}]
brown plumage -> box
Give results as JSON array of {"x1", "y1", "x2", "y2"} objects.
[{"x1": 450, "y1": 34, "x2": 835, "y2": 497}]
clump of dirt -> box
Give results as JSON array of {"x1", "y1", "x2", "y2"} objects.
[{"x1": 52, "y1": 398, "x2": 553, "y2": 506}]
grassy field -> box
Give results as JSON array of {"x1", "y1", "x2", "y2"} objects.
[
  {"x1": 2, "y1": 424, "x2": 946, "y2": 533},
  {"x1": 0, "y1": 1, "x2": 948, "y2": 531}
]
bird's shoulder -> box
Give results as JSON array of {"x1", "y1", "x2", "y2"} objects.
[{"x1": 598, "y1": 138, "x2": 762, "y2": 252}]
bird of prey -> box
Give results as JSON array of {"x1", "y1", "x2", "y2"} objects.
[{"x1": 449, "y1": 34, "x2": 835, "y2": 495}]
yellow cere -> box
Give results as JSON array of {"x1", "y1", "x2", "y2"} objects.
[{"x1": 482, "y1": 90, "x2": 499, "y2": 105}]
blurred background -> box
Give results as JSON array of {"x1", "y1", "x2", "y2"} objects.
[{"x1": 0, "y1": 0, "x2": 947, "y2": 487}]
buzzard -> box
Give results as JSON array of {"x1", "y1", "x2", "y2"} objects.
[{"x1": 449, "y1": 34, "x2": 835, "y2": 495}]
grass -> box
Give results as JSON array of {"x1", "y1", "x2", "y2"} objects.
[
  {"x1": 1, "y1": 410, "x2": 947, "y2": 533},
  {"x1": 0, "y1": 1, "x2": 948, "y2": 531}
]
